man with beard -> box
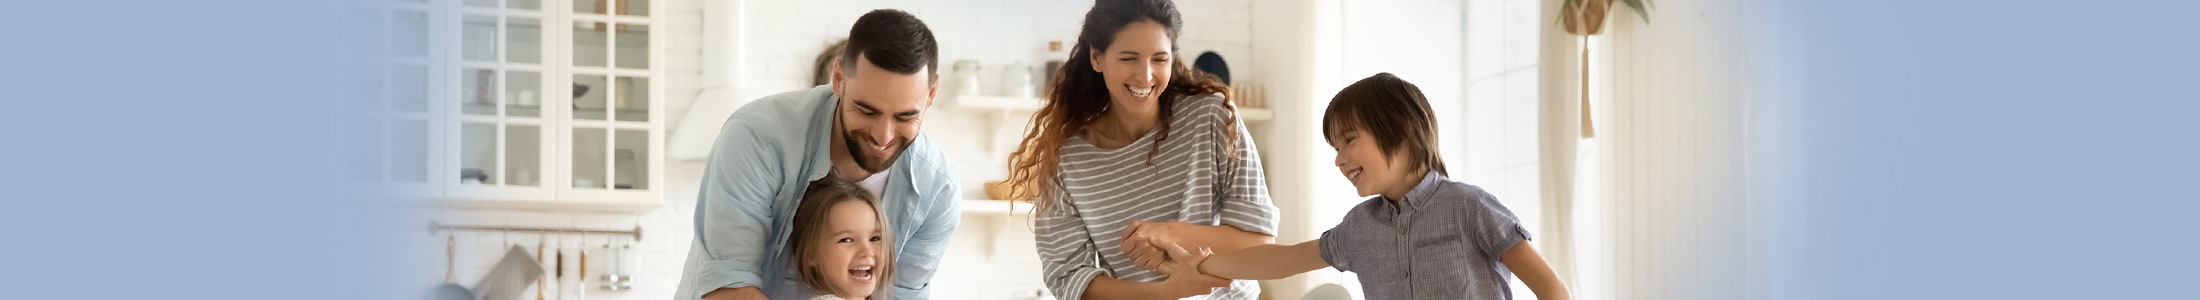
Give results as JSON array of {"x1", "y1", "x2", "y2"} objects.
[{"x1": 674, "y1": 9, "x2": 958, "y2": 300}]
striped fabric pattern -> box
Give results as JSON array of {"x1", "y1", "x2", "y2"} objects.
[{"x1": 1034, "y1": 94, "x2": 1279, "y2": 300}]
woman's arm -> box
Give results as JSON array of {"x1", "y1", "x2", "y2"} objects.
[
  {"x1": 1195, "y1": 240, "x2": 1329, "y2": 280},
  {"x1": 1082, "y1": 241, "x2": 1231, "y2": 300},
  {"x1": 1036, "y1": 187, "x2": 1230, "y2": 300},
  {"x1": 1499, "y1": 241, "x2": 1571, "y2": 300},
  {"x1": 1121, "y1": 221, "x2": 1273, "y2": 269},
  {"x1": 1123, "y1": 100, "x2": 1285, "y2": 270},
  {"x1": 1080, "y1": 272, "x2": 1228, "y2": 300}
]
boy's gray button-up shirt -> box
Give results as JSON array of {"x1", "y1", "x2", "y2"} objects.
[{"x1": 1318, "y1": 171, "x2": 1532, "y2": 300}]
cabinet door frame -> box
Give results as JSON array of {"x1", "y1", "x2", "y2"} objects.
[{"x1": 554, "y1": 0, "x2": 661, "y2": 206}]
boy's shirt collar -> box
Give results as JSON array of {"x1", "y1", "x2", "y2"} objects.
[{"x1": 1378, "y1": 170, "x2": 1448, "y2": 212}]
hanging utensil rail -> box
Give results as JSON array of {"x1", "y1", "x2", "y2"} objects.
[{"x1": 429, "y1": 221, "x2": 643, "y2": 241}]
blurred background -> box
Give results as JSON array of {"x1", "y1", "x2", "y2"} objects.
[
  {"x1": 6, "y1": 0, "x2": 2194, "y2": 300},
  {"x1": 358, "y1": 0, "x2": 1766, "y2": 299}
]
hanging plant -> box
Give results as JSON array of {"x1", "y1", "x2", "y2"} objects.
[
  {"x1": 1560, "y1": 0, "x2": 1650, "y2": 35},
  {"x1": 1558, "y1": 0, "x2": 1648, "y2": 138}
]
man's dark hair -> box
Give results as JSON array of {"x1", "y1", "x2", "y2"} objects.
[
  {"x1": 1323, "y1": 72, "x2": 1448, "y2": 177},
  {"x1": 839, "y1": 9, "x2": 939, "y2": 83}
]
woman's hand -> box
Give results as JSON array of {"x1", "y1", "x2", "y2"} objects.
[
  {"x1": 1121, "y1": 220, "x2": 1190, "y2": 270},
  {"x1": 1151, "y1": 241, "x2": 1228, "y2": 299}
]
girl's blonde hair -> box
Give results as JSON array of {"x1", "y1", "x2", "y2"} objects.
[{"x1": 787, "y1": 179, "x2": 894, "y2": 299}]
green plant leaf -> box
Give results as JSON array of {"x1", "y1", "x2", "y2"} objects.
[{"x1": 1621, "y1": 0, "x2": 1652, "y2": 23}]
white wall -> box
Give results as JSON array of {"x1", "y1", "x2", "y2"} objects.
[
  {"x1": 1240, "y1": 1, "x2": 1331, "y2": 299},
  {"x1": 708, "y1": 0, "x2": 1257, "y2": 107}
]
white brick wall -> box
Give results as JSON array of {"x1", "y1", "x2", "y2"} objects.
[{"x1": 731, "y1": 0, "x2": 1256, "y2": 98}]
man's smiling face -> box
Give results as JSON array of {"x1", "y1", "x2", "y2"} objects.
[{"x1": 831, "y1": 53, "x2": 936, "y2": 173}]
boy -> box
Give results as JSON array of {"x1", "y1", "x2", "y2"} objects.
[{"x1": 1185, "y1": 73, "x2": 1570, "y2": 299}]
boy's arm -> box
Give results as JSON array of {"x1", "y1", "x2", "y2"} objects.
[
  {"x1": 1499, "y1": 241, "x2": 1571, "y2": 300},
  {"x1": 1195, "y1": 240, "x2": 1329, "y2": 280}
]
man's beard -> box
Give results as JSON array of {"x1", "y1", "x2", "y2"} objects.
[{"x1": 841, "y1": 123, "x2": 910, "y2": 174}]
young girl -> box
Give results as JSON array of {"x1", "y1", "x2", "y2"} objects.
[
  {"x1": 1183, "y1": 73, "x2": 1571, "y2": 299},
  {"x1": 786, "y1": 179, "x2": 895, "y2": 300}
]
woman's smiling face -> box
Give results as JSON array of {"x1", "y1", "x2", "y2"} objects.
[
  {"x1": 1088, "y1": 20, "x2": 1174, "y2": 118},
  {"x1": 809, "y1": 200, "x2": 885, "y2": 298}
]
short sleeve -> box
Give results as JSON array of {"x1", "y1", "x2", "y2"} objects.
[
  {"x1": 1317, "y1": 227, "x2": 1354, "y2": 272},
  {"x1": 1460, "y1": 187, "x2": 1531, "y2": 261},
  {"x1": 1210, "y1": 96, "x2": 1280, "y2": 236},
  {"x1": 1034, "y1": 178, "x2": 1108, "y2": 300}
]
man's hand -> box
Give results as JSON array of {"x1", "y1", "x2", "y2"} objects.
[{"x1": 701, "y1": 287, "x2": 768, "y2": 300}]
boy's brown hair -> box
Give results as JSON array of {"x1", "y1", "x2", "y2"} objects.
[
  {"x1": 786, "y1": 178, "x2": 894, "y2": 299},
  {"x1": 1322, "y1": 72, "x2": 1449, "y2": 176}
]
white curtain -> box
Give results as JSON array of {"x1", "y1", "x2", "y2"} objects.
[{"x1": 1557, "y1": 0, "x2": 1769, "y2": 299}]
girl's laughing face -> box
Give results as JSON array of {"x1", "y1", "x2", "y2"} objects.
[{"x1": 809, "y1": 201, "x2": 885, "y2": 298}]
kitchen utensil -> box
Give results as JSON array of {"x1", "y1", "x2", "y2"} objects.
[
  {"x1": 473, "y1": 245, "x2": 543, "y2": 300},
  {"x1": 536, "y1": 239, "x2": 547, "y2": 300},
  {"x1": 597, "y1": 242, "x2": 633, "y2": 291},
  {"x1": 952, "y1": 60, "x2": 982, "y2": 96},
  {"x1": 577, "y1": 238, "x2": 589, "y2": 300},
  {"x1": 430, "y1": 235, "x2": 475, "y2": 300},
  {"x1": 1193, "y1": 51, "x2": 1231, "y2": 85},
  {"x1": 554, "y1": 235, "x2": 564, "y2": 279},
  {"x1": 1042, "y1": 40, "x2": 1066, "y2": 92},
  {"x1": 1001, "y1": 62, "x2": 1034, "y2": 97}
]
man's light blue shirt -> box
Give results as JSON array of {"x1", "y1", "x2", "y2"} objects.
[{"x1": 674, "y1": 85, "x2": 960, "y2": 300}]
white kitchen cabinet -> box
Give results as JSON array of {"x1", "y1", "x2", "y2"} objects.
[{"x1": 355, "y1": 0, "x2": 662, "y2": 213}]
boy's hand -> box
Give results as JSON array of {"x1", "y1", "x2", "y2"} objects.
[
  {"x1": 1154, "y1": 243, "x2": 1227, "y2": 298},
  {"x1": 1121, "y1": 220, "x2": 1188, "y2": 270}
]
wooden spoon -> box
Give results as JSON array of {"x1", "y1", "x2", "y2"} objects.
[{"x1": 536, "y1": 240, "x2": 546, "y2": 300}]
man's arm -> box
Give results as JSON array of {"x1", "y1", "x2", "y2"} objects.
[
  {"x1": 1195, "y1": 240, "x2": 1329, "y2": 280},
  {"x1": 889, "y1": 172, "x2": 962, "y2": 300},
  {"x1": 686, "y1": 125, "x2": 783, "y2": 300},
  {"x1": 701, "y1": 287, "x2": 766, "y2": 300}
]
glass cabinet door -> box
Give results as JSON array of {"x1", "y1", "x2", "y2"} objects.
[
  {"x1": 403, "y1": 0, "x2": 659, "y2": 209},
  {"x1": 352, "y1": 2, "x2": 438, "y2": 191},
  {"x1": 451, "y1": 0, "x2": 547, "y2": 192},
  {"x1": 568, "y1": 0, "x2": 652, "y2": 194},
  {"x1": 390, "y1": 6, "x2": 434, "y2": 187},
  {"x1": 567, "y1": 74, "x2": 649, "y2": 192}
]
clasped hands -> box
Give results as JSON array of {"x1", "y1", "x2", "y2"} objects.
[{"x1": 1120, "y1": 220, "x2": 1229, "y2": 298}]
